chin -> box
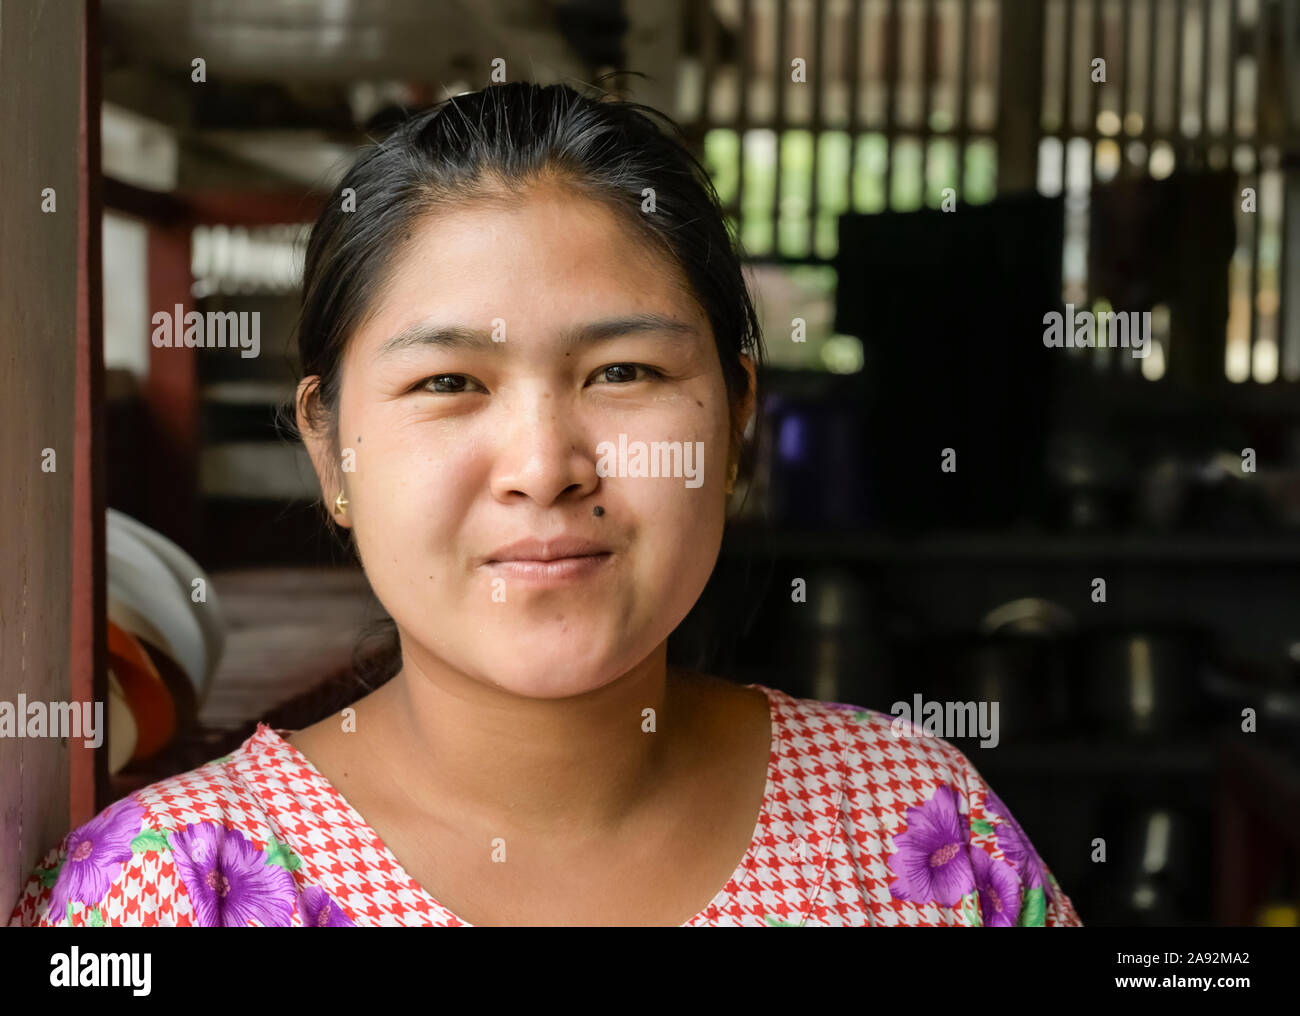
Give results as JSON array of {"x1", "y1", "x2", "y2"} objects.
[
  {"x1": 473, "y1": 643, "x2": 635, "y2": 700},
  {"x1": 483, "y1": 668, "x2": 620, "y2": 701}
]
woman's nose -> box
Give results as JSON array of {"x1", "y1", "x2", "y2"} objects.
[{"x1": 488, "y1": 394, "x2": 600, "y2": 505}]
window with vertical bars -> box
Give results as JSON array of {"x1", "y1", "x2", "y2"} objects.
[
  {"x1": 1039, "y1": 0, "x2": 1299, "y2": 384},
  {"x1": 675, "y1": 0, "x2": 1002, "y2": 371},
  {"x1": 677, "y1": 0, "x2": 1300, "y2": 383},
  {"x1": 678, "y1": 0, "x2": 1001, "y2": 260}
]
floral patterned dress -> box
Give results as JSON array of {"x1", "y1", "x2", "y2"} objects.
[{"x1": 9, "y1": 684, "x2": 1082, "y2": 927}]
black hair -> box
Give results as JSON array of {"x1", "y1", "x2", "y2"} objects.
[{"x1": 284, "y1": 77, "x2": 767, "y2": 691}]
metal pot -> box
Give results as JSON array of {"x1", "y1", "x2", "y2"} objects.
[
  {"x1": 1076, "y1": 627, "x2": 1210, "y2": 737},
  {"x1": 894, "y1": 631, "x2": 1072, "y2": 743},
  {"x1": 1201, "y1": 652, "x2": 1300, "y2": 755},
  {"x1": 1082, "y1": 801, "x2": 1203, "y2": 925}
]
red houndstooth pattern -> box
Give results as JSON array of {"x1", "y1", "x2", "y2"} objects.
[{"x1": 9, "y1": 684, "x2": 1082, "y2": 927}]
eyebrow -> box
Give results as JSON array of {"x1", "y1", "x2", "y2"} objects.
[{"x1": 374, "y1": 313, "x2": 699, "y2": 361}]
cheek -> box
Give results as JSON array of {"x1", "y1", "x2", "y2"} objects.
[
  {"x1": 625, "y1": 462, "x2": 726, "y2": 578},
  {"x1": 350, "y1": 437, "x2": 474, "y2": 559},
  {"x1": 597, "y1": 399, "x2": 728, "y2": 532},
  {"x1": 632, "y1": 488, "x2": 725, "y2": 633}
]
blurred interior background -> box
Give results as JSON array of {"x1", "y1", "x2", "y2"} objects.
[{"x1": 75, "y1": 0, "x2": 1300, "y2": 926}]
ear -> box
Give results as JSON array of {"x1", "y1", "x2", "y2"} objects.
[
  {"x1": 296, "y1": 376, "x2": 350, "y2": 529},
  {"x1": 729, "y1": 353, "x2": 758, "y2": 462}
]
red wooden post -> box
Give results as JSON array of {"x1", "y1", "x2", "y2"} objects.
[{"x1": 144, "y1": 224, "x2": 198, "y2": 552}]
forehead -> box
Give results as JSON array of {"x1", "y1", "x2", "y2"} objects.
[{"x1": 355, "y1": 185, "x2": 703, "y2": 352}]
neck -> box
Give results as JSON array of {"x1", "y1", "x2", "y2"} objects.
[{"x1": 367, "y1": 645, "x2": 703, "y2": 843}]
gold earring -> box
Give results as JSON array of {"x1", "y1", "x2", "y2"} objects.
[
  {"x1": 725, "y1": 462, "x2": 738, "y2": 496},
  {"x1": 334, "y1": 490, "x2": 349, "y2": 514}
]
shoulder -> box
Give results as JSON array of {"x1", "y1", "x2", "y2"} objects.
[
  {"x1": 8, "y1": 727, "x2": 301, "y2": 927},
  {"x1": 763, "y1": 687, "x2": 976, "y2": 789},
  {"x1": 758, "y1": 687, "x2": 1083, "y2": 926}
]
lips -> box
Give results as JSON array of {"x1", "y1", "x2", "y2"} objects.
[{"x1": 483, "y1": 536, "x2": 612, "y2": 565}]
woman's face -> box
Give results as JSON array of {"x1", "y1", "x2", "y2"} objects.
[{"x1": 301, "y1": 182, "x2": 754, "y2": 699}]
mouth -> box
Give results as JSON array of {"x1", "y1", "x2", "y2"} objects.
[{"x1": 483, "y1": 552, "x2": 613, "y2": 585}]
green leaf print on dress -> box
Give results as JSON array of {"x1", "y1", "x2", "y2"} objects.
[
  {"x1": 131, "y1": 828, "x2": 172, "y2": 853},
  {"x1": 959, "y1": 891, "x2": 984, "y2": 926},
  {"x1": 1017, "y1": 887, "x2": 1047, "y2": 926}
]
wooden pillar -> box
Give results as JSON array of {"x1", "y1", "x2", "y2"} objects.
[
  {"x1": 0, "y1": 0, "x2": 86, "y2": 917},
  {"x1": 72, "y1": 0, "x2": 106, "y2": 823}
]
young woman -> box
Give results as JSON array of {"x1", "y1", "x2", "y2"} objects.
[{"x1": 11, "y1": 81, "x2": 1080, "y2": 927}]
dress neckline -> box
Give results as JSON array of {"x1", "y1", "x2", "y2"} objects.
[{"x1": 251, "y1": 681, "x2": 784, "y2": 927}]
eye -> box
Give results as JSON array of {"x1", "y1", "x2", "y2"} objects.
[
  {"x1": 592, "y1": 363, "x2": 665, "y2": 384},
  {"x1": 416, "y1": 373, "x2": 486, "y2": 394},
  {"x1": 413, "y1": 365, "x2": 665, "y2": 394}
]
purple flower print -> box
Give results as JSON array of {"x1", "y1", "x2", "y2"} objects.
[
  {"x1": 298, "y1": 886, "x2": 355, "y2": 927},
  {"x1": 887, "y1": 784, "x2": 975, "y2": 907},
  {"x1": 170, "y1": 822, "x2": 298, "y2": 927},
  {"x1": 49, "y1": 797, "x2": 146, "y2": 918},
  {"x1": 985, "y1": 790, "x2": 1052, "y2": 900},
  {"x1": 970, "y1": 848, "x2": 1022, "y2": 927}
]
